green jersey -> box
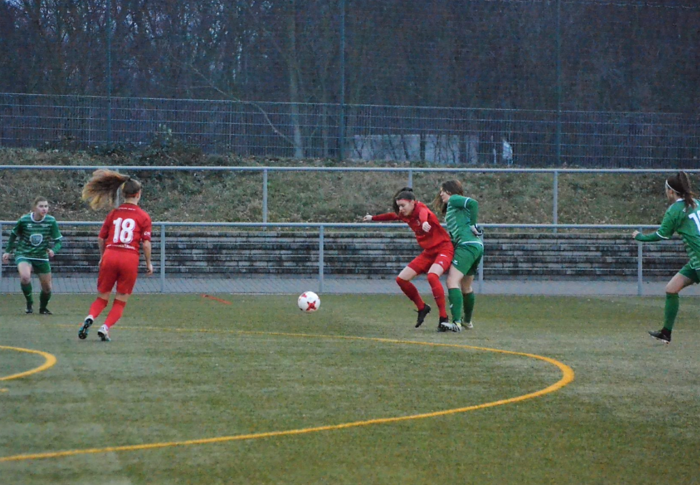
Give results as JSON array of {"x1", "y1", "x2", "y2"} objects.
[
  {"x1": 5, "y1": 213, "x2": 63, "y2": 261},
  {"x1": 445, "y1": 194, "x2": 482, "y2": 247},
  {"x1": 635, "y1": 199, "x2": 700, "y2": 269}
]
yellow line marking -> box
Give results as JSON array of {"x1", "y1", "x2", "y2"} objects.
[
  {"x1": 0, "y1": 345, "x2": 57, "y2": 384},
  {"x1": 0, "y1": 330, "x2": 574, "y2": 463}
]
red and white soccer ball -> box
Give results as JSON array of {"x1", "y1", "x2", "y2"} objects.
[{"x1": 297, "y1": 291, "x2": 321, "y2": 312}]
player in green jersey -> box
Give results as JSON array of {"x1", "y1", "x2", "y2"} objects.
[
  {"x1": 2, "y1": 196, "x2": 63, "y2": 314},
  {"x1": 433, "y1": 180, "x2": 484, "y2": 332},
  {"x1": 633, "y1": 171, "x2": 700, "y2": 344}
]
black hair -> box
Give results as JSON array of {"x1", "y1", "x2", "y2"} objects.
[
  {"x1": 392, "y1": 187, "x2": 416, "y2": 214},
  {"x1": 666, "y1": 171, "x2": 697, "y2": 210}
]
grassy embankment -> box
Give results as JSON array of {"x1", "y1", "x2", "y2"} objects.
[{"x1": 0, "y1": 148, "x2": 670, "y2": 227}]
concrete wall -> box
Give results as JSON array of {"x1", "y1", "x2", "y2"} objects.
[{"x1": 1, "y1": 229, "x2": 688, "y2": 280}]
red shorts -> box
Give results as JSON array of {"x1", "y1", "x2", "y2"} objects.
[
  {"x1": 407, "y1": 241, "x2": 454, "y2": 275},
  {"x1": 97, "y1": 249, "x2": 140, "y2": 295}
]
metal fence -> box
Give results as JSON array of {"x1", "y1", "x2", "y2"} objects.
[
  {"x1": 1, "y1": 93, "x2": 698, "y2": 168},
  {"x1": 4, "y1": 165, "x2": 700, "y2": 227},
  {"x1": 2, "y1": 164, "x2": 700, "y2": 226},
  {"x1": 0, "y1": 220, "x2": 662, "y2": 296}
]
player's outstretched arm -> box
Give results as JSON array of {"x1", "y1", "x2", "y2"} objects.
[{"x1": 368, "y1": 212, "x2": 400, "y2": 222}]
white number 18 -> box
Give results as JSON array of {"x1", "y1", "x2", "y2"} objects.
[{"x1": 112, "y1": 217, "x2": 136, "y2": 244}]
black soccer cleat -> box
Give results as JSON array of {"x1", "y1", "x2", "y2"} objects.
[
  {"x1": 39, "y1": 308, "x2": 52, "y2": 315},
  {"x1": 648, "y1": 329, "x2": 671, "y2": 344},
  {"x1": 78, "y1": 317, "x2": 94, "y2": 340},
  {"x1": 25, "y1": 304, "x2": 33, "y2": 314},
  {"x1": 415, "y1": 304, "x2": 431, "y2": 328}
]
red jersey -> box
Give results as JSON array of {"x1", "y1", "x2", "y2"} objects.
[
  {"x1": 371, "y1": 201, "x2": 451, "y2": 250},
  {"x1": 98, "y1": 203, "x2": 152, "y2": 253}
]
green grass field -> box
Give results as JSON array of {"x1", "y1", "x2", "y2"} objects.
[{"x1": 1, "y1": 293, "x2": 699, "y2": 484}]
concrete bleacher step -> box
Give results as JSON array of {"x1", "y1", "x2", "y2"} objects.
[{"x1": 0, "y1": 229, "x2": 688, "y2": 279}]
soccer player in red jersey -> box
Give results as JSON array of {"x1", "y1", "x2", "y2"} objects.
[
  {"x1": 78, "y1": 170, "x2": 153, "y2": 342},
  {"x1": 363, "y1": 187, "x2": 454, "y2": 329}
]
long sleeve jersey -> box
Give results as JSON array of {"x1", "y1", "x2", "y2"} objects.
[
  {"x1": 635, "y1": 198, "x2": 700, "y2": 269},
  {"x1": 445, "y1": 195, "x2": 482, "y2": 247},
  {"x1": 5, "y1": 213, "x2": 63, "y2": 261},
  {"x1": 370, "y1": 201, "x2": 451, "y2": 250}
]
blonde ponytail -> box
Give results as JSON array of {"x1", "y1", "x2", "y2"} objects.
[{"x1": 82, "y1": 169, "x2": 141, "y2": 210}]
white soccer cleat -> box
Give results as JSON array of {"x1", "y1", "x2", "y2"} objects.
[
  {"x1": 465, "y1": 321, "x2": 474, "y2": 329},
  {"x1": 97, "y1": 324, "x2": 111, "y2": 342},
  {"x1": 438, "y1": 318, "x2": 462, "y2": 332}
]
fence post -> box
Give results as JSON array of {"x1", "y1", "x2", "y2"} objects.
[
  {"x1": 112, "y1": 167, "x2": 122, "y2": 206},
  {"x1": 263, "y1": 169, "x2": 268, "y2": 224},
  {"x1": 160, "y1": 224, "x2": 166, "y2": 293},
  {"x1": 338, "y1": 0, "x2": 346, "y2": 162},
  {"x1": 0, "y1": 223, "x2": 3, "y2": 285},
  {"x1": 553, "y1": 170, "x2": 559, "y2": 233},
  {"x1": 637, "y1": 227, "x2": 643, "y2": 296},
  {"x1": 318, "y1": 225, "x2": 325, "y2": 293},
  {"x1": 106, "y1": 0, "x2": 113, "y2": 144},
  {"x1": 478, "y1": 248, "x2": 484, "y2": 293},
  {"x1": 408, "y1": 169, "x2": 413, "y2": 188}
]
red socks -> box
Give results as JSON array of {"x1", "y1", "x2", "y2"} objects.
[
  {"x1": 87, "y1": 297, "x2": 109, "y2": 319},
  {"x1": 396, "y1": 274, "x2": 447, "y2": 318},
  {"x1": 426, "y1": 273, "x2": 448, "y2": 319},
  {"x1": 396, "y1": 277, "x2": 425, "y2": 310},
  {"x1": 104, "y1": 300, "x2": 127, "y2": 328}
]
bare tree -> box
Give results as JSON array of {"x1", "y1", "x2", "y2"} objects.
[{"x1": 1, "y1": 0, "x2": 699, "y2": 116}]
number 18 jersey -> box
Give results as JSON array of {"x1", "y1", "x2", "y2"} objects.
[{"x1": 99, "y1": 203, "x2": 152, "y2": 253}]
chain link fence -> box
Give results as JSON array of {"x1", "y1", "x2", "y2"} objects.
[{"x1": 1, "y1": 93, "x2": 698, "y2": 168}]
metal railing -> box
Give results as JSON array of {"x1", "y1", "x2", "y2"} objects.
[
  {"x1": 0, "y1": 220, "x2": 661, "y2": 296},
  {"x1": 3, "y1": 165, "x2": 700, "y2": 227}
]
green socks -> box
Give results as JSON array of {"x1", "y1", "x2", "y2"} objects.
[
  {"x1": 20, "y1": 283, "x2": 51, "y2": 312},
  {"x1": 463, "y1": 292, "x2": 475, "y2": 324},
  {"x1": 448, "y1": 290, "x2": 477, "y2": 324},
  {"x1": 663, "y1": 293, "x2": 679, "y2": 332},
  {"x1": 21, "y1": 283, "x2": 33, "y2": 306},
  {"x1": 448, "y1": 288, "x2": 463, "y2": 323},
  {"x1": 40, "y1": 290, "x2": 51, "y2": 311}
]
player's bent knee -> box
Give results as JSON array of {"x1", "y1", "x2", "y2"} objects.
[
  {"x1": 666, "y1": 275, "x2": 692, "y2": 294},
  {"x1": 446, "y1": 275, "x2": 461, "y2": 288}
]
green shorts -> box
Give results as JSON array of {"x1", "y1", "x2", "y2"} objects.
[
  {"x1": 15, "y1": 256, "x2": 51, "y2": 275},
  {"x1": 679, "y1": 263, "x2": 700, "y2": 284},
  {"x1": 452, "y1": 243, "x2": 483, "y2": 276}
]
